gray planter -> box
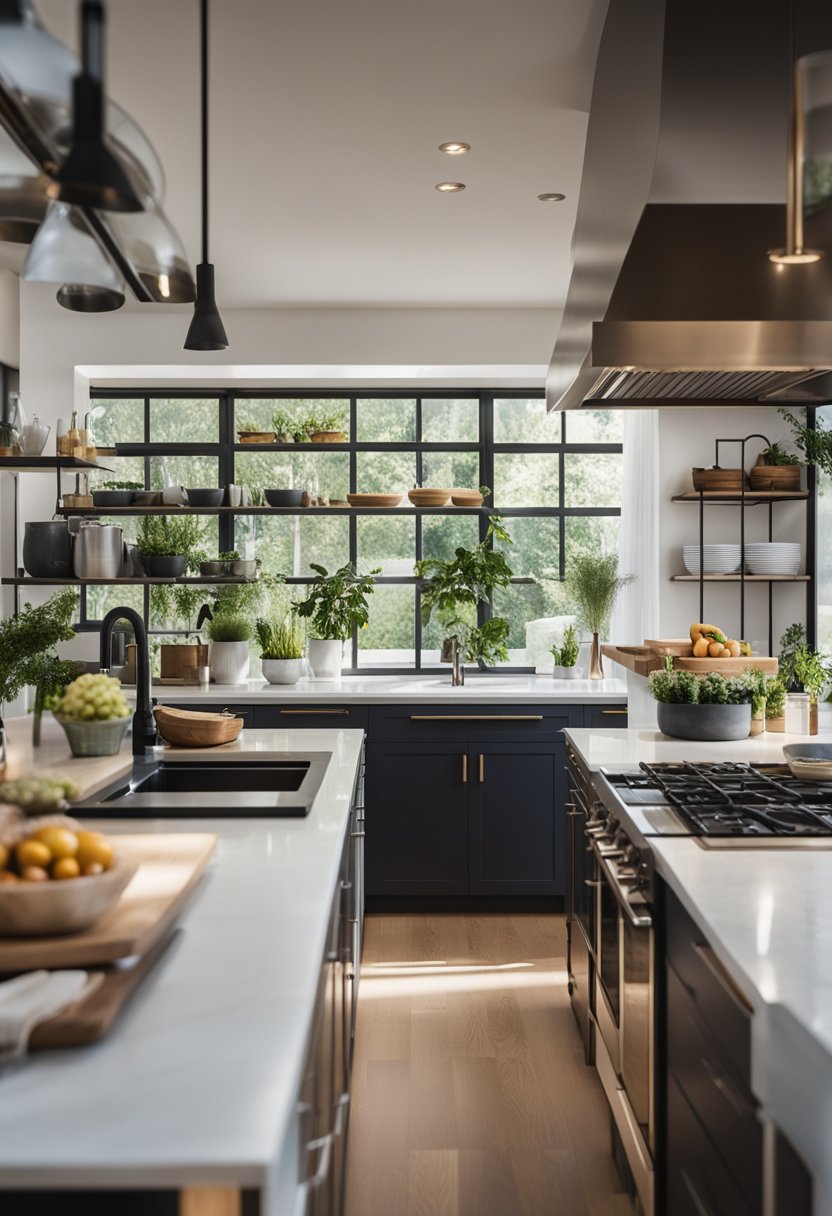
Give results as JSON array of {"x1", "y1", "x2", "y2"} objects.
[
  {"x1": 552, "y1": 665, "x2": 581, "y2": 680},
  {"x1": 141, "y1": 554, "x2": 186, "y2": 578},
  {"x1": 657, "y1": 701, "x2": 752, "y2": 742}
]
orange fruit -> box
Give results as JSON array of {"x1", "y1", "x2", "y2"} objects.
[
  {"x1": 76, "y1": 831, "x2": 114, "y2": 872},
  {"x1": 16, "y1": 839, "x2": 52, "y2": 869},
  {"x1": 53, "y1": 857, "x2": 81, "y2": 881},
  {"x1": 33, "y1": 826, "x2": 79, "y2": 860}
]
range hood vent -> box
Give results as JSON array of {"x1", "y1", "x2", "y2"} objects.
[{"x1": 548, "y1": 0, "x2": 832, "y2": 410}]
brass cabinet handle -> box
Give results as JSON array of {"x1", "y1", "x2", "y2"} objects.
[
  {"x1": 279, "y1": 708, "x2": 349, "y2": 715},
  {"x1": 462, "y1": 753, "x2": 468, "y2": 783},
  {"x1": 601, "y1": 709, "x2": 628, "y2": 716},
  {"x1": 584, "y1": 879, "x2": 602, "y2": 888},
  {"x1": 478, "y1": 753, "x2": 484, "y2": 783},
  {"x1": 409, "y1": 714, "x2": 543, "y2": 721}
]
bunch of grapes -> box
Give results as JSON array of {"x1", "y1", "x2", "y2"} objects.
[{"x1": 53, "y1": 673, "x2": 131, "y2": 722}]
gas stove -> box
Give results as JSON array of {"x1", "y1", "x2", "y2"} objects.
[{"x1": 597, "y1": 761, "x2": 832, "y2": 848}]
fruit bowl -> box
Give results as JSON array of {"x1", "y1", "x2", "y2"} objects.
[
  {"x1": 55, "y1": 715, "x2": 130, "y2": 758},
  {"x1": 0, "y1": 863, "x2": 136, "y2": 937}
]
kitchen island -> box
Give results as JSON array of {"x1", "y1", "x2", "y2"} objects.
[
  {"x1": 0, "y1": 716, "x2": 365, "y2": 1216},
  {"x1": 565, "y1": 726, "x2": 832, "y2": 1216}
]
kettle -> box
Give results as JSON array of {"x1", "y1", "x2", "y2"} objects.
[{"x1": 73, "y1": 523, "x2": 131, "y2": 581}]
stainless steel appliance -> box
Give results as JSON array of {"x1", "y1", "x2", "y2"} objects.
[{"x1": 73, "y1": 522, "x2": 130, "y2": 580}]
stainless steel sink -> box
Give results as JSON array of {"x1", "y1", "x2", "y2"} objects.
[{"x1": 78, "y1": 755, "x2": 331, "y2": 819}]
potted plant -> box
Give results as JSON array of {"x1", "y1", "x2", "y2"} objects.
[
  {"x1": 0, "y1": 589, "x2": 77, "y2": 766},
  {"x1": 764, "y1": 676, "x2": 787, "y2": 732},
  {"x1": 52, "y1": 672, "x2": 132, "y2": 757},
  {"x1": 793, "y1": 645, "x2": 830, "y2": 736},
  {"x1": 415, "y1": 515, "x2": 514, "y2": 680},
  {"x1": 307, "y1": 410, "x2": 347, "y2": 444},
  {"x1": 779, "y1": 408, "x2": 832, "y2": 480},
  {"x1": 256, "y1": 613, "x2": 306, "y2": 685},
  {"x1": 0, "y1": 419, "x2": 17, "y2": 455},
  {"x1": 551, "y1": 623, "x2": 581, "y2": 680},
  {"x1": 237, "y1": 418, "x2": 276, "y2": 444},
  {"x1": 206, "y1": 613, "x2": 252, "y2": 684},
  {"x1": 270, "y1": 409, "x2": 296, "y2": 443},
  {"x1": 648, "y1": 660, "x2": 753, "y2": 741},
  {"x1": 566, "y1": 554, "x2": 635, "y2": 679},
  {"x1": 136, "y1": 514, "x2": 200, "y2": 578},
  {"x1": 92, "y1": 479, "x2": 143, "y2": 507},
  {"x1": 294, "y1": 562, "x2": 379, "y2": 679},
  {"x1": 749, "y1": 440, "x2": 801, "y2": 491},
  {"x1": 741, "y1": 667, "x2": 769, "y2": 735}
]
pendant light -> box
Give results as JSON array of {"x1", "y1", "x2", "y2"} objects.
[
  {"x1": 48, "y1": 1, "x2": 143, "y2": 214},
  {"x1": 22, "y1": 200, "x2": 125, "y2": 312},
  {"x1": 184, "y1": 0, "x2": 228, "y2": 350}
]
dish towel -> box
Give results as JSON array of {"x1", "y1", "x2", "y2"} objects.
[{"x1": 0, "y1": 970, "x2": 100, "y2": 1067}]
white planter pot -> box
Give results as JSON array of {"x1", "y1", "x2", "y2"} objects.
[
  {"x1": 262, "y1": 658, "x2": 303, "y2": 685},
  {"x1": 307, "y1": 638, "x2": 343, "y2": 681},
  {"x1": 209, "y1": 640, "x2": 250, "y2": 685},
  {"x1": 552, "y1": 665, "x2": 581, "y2": 680}
]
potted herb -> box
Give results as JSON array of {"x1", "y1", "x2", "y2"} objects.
[
  {"x1": 740, "y1": 667, "x2": 769, "y2": 735},
  {"x1": 206, "y1": 613, "x2": 252, "y2": 684},
  {"x1": 764, "y1": 676, "x2": 787, "y2": 732},
  {"x1": 136, "y1": 514, "x2": 200, "y2": 578},
  {"x1": 52, "y1": 672, "x2": 132, "y2": 756},
  {"x1": 294, "y1": 562, "x2": 379, "y2": 679},
  {"x1": 793, "y1": 646, "x2": 829, "y2": 737},
  {"x1": 778, "y1": 622, "x2": 808, "y2": 690},
  {"x1": 270, "y1": 409, "x2": 296, "y2": 443},
  {"x1": 0, "y1": 589, "x2": 78, "y2": 765},
  {"x1": 92, "y1": 479, "x2": 143, "y2": 507},
  {"x1": 648, "y1": 660, "x2": 753, "y2": 741},
  {"x1": 307, "y1": 410, "x2": 347, "y2": 444},
  {"x1": 551, "y1": 622, "x2": 580, "y2": 680},
  {"x1": 237, "y1": 418, "x2": 276, "y2": 444},
  {"x1": 0, "y1": 419, "x2": 17, "y2": 455},
  {"x1": 749, "y1": 439, "x2": 801, "y2": 492},
  {"x1": 256, "y1": 613, "x2": 306, "y2": 685},
  {"x1": 566, "y1": 554, "x2": 635, "y2": 679}
]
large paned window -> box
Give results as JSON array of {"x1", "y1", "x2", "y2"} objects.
[{"x1": 84, "y1": 391, "x2": 623, "y2": 671}]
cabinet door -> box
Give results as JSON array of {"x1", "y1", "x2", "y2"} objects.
[
  {"x1": 365, "y1": 742, "x2": 469, "y2": 896},
  {"x1": 468, "y1": 742, "x2": 560, "y2": 895},
  {"x1": 585, "y1": 705, "x2": 629, "y2": 729}
]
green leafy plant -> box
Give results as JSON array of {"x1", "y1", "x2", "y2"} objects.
[
  {"x1": 137, "y1": 513, "x2": 201, "y2": 557},
  {"x1": 294, "y1": 563, "x2": 380, "y2": 641},
  {"x1": 551, "y1": 623, "x2": 579, "y2": 668},
  {"x1": 0, "y1": 420, "x2": 16, "y2": 447},
  {"x1": 738, "y1": 667, "x2": 768, "y2": 715},
  {"x1": 218, "y1": 550, "x2": 241, "y2": 561},
  {"x1": 648, "y1": 658, "x2": 751, "y2": 705},
  {"x1": 779, "y1": 408, "x2": 832, "y2": 478},
  {"x1": 794, "y1": 646, "x2": 830, "y2": 702},
  {"x1": 206, "y1": 613, "x2": 252, "y2": 643},
  {"x1": 256, "y1": 614, "x2": 306, "y2": 660},
  {"x1": 414, "y1": 516, "x2": 514, "y2": 665},
  {"x1": 765, "y1": 677, "x2": 787, "y2": 719},
  {"x1": 270, "y1": 409, "x2": 295, "y2": 439},
  {"x1": 760, "y1": 441, "x2": 799, "y2": 466},
  {"x1": 0, "y1": 589, "x2": 78, "y2": 710},
  {"x1": 97, "y1": 479, "x2": 143, "y2": 490},
  {"x1": 306, "y1": 409, "x2": 347, "y2": 435},
  {"x1": 238, "y1": 419, "x2": 264, "y2": 433},
  {"x1": 778, "y1": 622, "x2": 808, "y2": 688},
  {"x1": 566, "y1": 553, "x2": 635, "y2": 637}
]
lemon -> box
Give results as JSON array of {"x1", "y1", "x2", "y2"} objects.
[
  {"x1": 53, "y1": 857, "x2": 81, "y2": 881},
  {"x1": 33, "y1": 826, "x2": 78, "y2": 860},
  {"x1": 21, "y1": 865, "x2": 49, "y2": 882},
  {"x1": 76, "y1": 831, "x2": 114, "y2": 872},
  {"x1": 16, "y1": 839, "x2": 52, "y2": 869}
]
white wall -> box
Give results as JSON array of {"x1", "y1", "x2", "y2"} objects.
[
  {"x1": 658, "y1": 407, "x2": 808, "y2": 652},
  {"x1": 0, "y1": 267, "x2": 19, "y2": 369}
]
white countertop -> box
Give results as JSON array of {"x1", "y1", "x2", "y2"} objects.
[
  {"x1": 0, "y1": 727, "x2": 365, "y2": 1209},
  {"x1": 565, "y1": 726, "x2": 832, "y2": 1215},
  {"x1": 152, "y1": 673, "x2": 627, "y2": 705}
]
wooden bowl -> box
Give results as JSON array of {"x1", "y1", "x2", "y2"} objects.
[
  {"x1": 154, "y1": 706, "x2": 243, "y2": 748},
  {"x1": 237, "y1": 431, "x2": 276, "y2": 444},
  {"x1": 748, "y1": 464, "x2": 801, "y2": 492},
  {"x1": 0, "y1": 863, "x2": 136, "y2": 937},
  {"x1": 691, "y1": 467, "x2": 747, "y2": 492},
  {"x1": 407, "y1": 488, "x2": 451, "y2": 507},
  {"x1": 346, "y1": 493, "x2": 403, "y2": 507},
  {"x1": 450, "y1": 489, "x2": 484, "y2": 506}
]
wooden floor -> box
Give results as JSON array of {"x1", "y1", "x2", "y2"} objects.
[{"x1": 345, "y1": 914, "x2": 632, "y2": 1216}]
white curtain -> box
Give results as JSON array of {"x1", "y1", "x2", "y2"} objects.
[{"x1": 610, "y1": 410, "x2": 660, "y2": 644}]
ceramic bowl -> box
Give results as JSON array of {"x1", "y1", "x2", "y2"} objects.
[
  {"x1": 55, "y1": 715, "x2": 130, "y2": 758},
  {"x1": 184, "y1": 488, "x2": 225, "y2": 507},
  {"x1": 265, "y1": 488, "x2": 304, "y2": 507},
  {"x1": 161, "y1": 485, "x2": 187, "y2": 506},
  {"x1": 0, "y1": 863, "x2": 136, "y2": 937},
  {"x1": 783, "y1": 744, "x2": 832, "y2": 782},
  {"x1": 91, "y1": 489, "x2": 135, "y2": 507}
]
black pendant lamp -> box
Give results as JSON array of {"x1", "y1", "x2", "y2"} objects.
[
  {"x1": 184, "y1": 0, "x2": 228, "y2": 351},
  {"x1": 49, "y1": 1, "x2": 143, "y2": 214}
]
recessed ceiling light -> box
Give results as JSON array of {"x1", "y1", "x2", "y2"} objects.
[
  {"x1": 439, "y1": 141, "x2": 471, "y2": 155},
  {"x1": 537, "y1": 192, "x2": 566, "y2": 202},
  {"x1": 435, "y1": 181, "x2": 466, "y2": 192}
]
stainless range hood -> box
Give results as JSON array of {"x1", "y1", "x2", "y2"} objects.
[{"x1": 548, "y1": 0, "x2": 832, "y2": 410}]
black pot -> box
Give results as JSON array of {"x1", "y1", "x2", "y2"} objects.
[
  {"x1": 185, "y1": 488, "x2": 225, "y2": 507},
  {"x1": 141, "y1": 554, "x2": 186, "y2": 578},
  {"x1": 657, "y1": 701, "x2": 752, "y2": 742},
  {"x1": 92, "y1": 489, "x2": 135, "y2": 507},
  {"x1": 265, "y1": 488, "x2": 304, "y2": 507},
  {"x1": 23, "y1": 521, "x2": 73, "y2": 577}
]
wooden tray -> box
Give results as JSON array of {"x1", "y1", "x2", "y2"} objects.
[
  {"x1": 644, "y1": 638, "x2": 695, "y2": 657},
  {"x1": 674, "y1": 656, "x2": 778, "y2": 674},
  {"x1": 29, "y1": 929, "x2": 180, "y2": 1049},
  {"x1": 0, "y1": 833, "x2": 217, "y2": 972}
]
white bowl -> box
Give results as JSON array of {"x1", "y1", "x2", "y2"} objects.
[
  {"x1": 0, "y1": 863, "x2": 136, "y2": 937},
  {"x1": 682, "y1": 544, "x2": 742, "y2": 575},
  {"x1": 744, "y1": 543, "x2": 801, "y2": 575}
]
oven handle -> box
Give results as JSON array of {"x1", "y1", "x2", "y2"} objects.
[{"x1": 591, "y1": 844, "x2": 652, "y2": 928}]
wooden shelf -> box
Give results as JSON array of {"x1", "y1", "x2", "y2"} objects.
[
  {"x1": 671, "y1": 574, "x2": 810, "y2": 582},
  {"x1": 0, "y1": 456, "x2": 114, "y2": 474},
  {"x1": 56, "y1": 505, "x2": 487, "y2": 516},
  {"x1": 671, "y1": 490, "x2": 809, "y2": 505},
  {"x1": 2, "y1": 576, "x2": 257, "y2": 587}
]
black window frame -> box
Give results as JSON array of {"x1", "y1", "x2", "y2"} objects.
[{"x1": 83, "y1": 387, "x2": 623, "y2": 673}]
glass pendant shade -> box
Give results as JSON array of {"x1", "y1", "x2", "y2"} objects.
[
  {"x1": 0, "y1": 173, "x2": 48, "y2": 243},
  {"x1": 102, "y1": 203, "x2": 195, "y2": 302},
  {"x1": 23, "y1": 200, "x2": 125, "y2": 311},
  {"x1": 184, "y1": 262, "x2": 228, "y2": 349}
]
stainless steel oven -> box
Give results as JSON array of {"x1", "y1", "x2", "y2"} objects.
[{"x1": 565, "y1": 741, "x2": 597, "y2": 1063}]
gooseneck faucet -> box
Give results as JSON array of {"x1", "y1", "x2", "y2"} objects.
[{"x1": 100, "y1": 606, "x2": 157, "y2": 756}]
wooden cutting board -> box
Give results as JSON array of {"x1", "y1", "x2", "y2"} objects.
[
  {"x1": 0, "y1": 833, "x2": 217, "y2": 973},
  {"x1": 674, "y1": 656, "x2": 779, "y2": 674},
  {"x1": 29, "y1": 929, "x2": 180, "y2": 1049},
  {"x1": 601, "y1": 645, "x2": 664, "y2": 676},
  {"x1": 644, "y1": 638, "x2": 695, "y2": 657}
]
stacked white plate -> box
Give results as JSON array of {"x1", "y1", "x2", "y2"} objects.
[
  {"x1": 744, "y1": 542, "x2": 801, "y2": 576},
  {"x1": 682, "y1": 544, "x2": 742, "y2": 574}
]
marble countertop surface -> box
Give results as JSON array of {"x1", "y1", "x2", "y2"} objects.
[
  {"x1": 0, "y1": 727, "x2": 365, "y2": 1205},
  {"x1": 152, "y1": 673, "x2": 627, "y2": 705},
  {"x1": 2, "y1": 714, "x2": 134, "y2": 800},
  {"x1": 563, "y1": 726, "x2": 826, "y2": 770}
]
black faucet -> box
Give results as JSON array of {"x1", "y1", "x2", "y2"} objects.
[{"x1": 99, "y1": 606, "x2": 157, "y2": 756}]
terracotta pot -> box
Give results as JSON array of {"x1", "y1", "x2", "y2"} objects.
[
  {"x1": 765, "y1": 716, "x2": 786, "y2": 732},
  {"x1": 310, "y1": 430, "x2": 346, "y2": 444},
  {"x1": 750, "y1": 713, "x2": 765, "y2": 736}
]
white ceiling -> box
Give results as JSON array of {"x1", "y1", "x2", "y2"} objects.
[{"x1": 33, "y1": 0, "x2": 606, "y2": 310}]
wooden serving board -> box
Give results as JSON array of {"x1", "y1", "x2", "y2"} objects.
[
  {"x1": 29, "y1": 929, "x2": 180, "y2": 1049},
  {"x1": 601, "y1": 645, "x2": 664, "y2": 676},
  {"x1": 674, "y1": 656, "x2": 779, "y2": 674},
  {"x1": 644, "y1": 638, "x2": 695, "y2": 657},
  {"x1": 0, "y1": 833, "x2": 217, "y2": 973}
]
